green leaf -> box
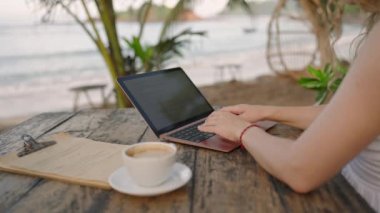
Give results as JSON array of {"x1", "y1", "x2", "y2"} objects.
[
  {"x1": 132, "y1": 37, "x2": 146, "y2": 60},
  {"x1": 124, "y1": 37, "x2": 133, "y2": 47},
  {"x1": 316, "y1": 90, "x2": 329, "y2": 105},
  {"x1": 144, "y1": 47, "x2": 154, "y2": 61},
  {"x1": 323, "y1": 64, "x2": 333, "y2": 74},
  {"x1": 307, "y1": 66, "x2": 324, "y2": 80},
  {"x1": 318, "y1": 64, "x2": 334, "y2": 86},
  {"x1": 125, "y1": 8, "x2": 205, "y2": 72},
  {"x1": 301, "y1": 63, "x2": 348, "y2": 105},
  {"x1": 298, "y1": 78, "x2": 324, "y2": 89},
  {"x1": 152, "y1": 28, "x2": 205, "y2": 68},
  {"x1": 336, "y1": 64, "x2": 348, "y2": 75},
  {"x1": 330, "y1": 78, "x2": 343, "y2": 92}
]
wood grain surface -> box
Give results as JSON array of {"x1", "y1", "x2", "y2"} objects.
[
  {"x1": 0, "y1": 133, "x2": 127, "y2": 189},
  {"x1": 0, "y1": 109, "x2": 374, "y2": 213}
]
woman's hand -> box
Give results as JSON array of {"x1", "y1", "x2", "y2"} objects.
[
  {"x1": 220, "y1": 104, "x2": 271, "y2": 123},
  {"x1": 198, "y1": 110, "x2": 251, "y2": 142}
]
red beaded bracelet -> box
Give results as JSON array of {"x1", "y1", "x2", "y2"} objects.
[{"x1": 239, "y1": 124, "x2": 259, "y2": 149}]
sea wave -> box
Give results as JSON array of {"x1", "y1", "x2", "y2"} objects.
[
  {"x1": 0, "y1": 49, "x2": 97, "y2": 61},
  {"x1": 0, "y1": 15, "x2": 362, "y2": 118}
]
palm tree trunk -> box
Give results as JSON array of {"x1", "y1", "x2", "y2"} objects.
[{"x1": 95, "y1": 0, "x2": 131, "y2": 107}]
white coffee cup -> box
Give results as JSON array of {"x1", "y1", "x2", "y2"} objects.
[{"x1": 122, "y1": 142, "x2": 177, "y2": 187}]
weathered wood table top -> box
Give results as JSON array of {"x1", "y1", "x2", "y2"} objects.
[{"x1": 0, "y1": 109, "x2": 374, "y2": 212}]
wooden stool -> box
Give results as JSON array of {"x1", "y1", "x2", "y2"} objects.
[
  {"x1": 69, "y1": 84, "x2": 107, "y2": 111},
  {"x1": 214, "y1": 63, "x2": 242, "y2": 82}
]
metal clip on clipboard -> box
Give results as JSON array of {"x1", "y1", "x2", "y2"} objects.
[{"x1": 17, "y1": 134, "x2": 56, "y2": 157}]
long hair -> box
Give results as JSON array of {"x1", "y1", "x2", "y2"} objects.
[
  {"x1": 365, "y1": 13, "x2": 380, "y2": 33},
  {"x1": 351, "y1": 1, "x2": 380, "y2": 58},
  {"x1": 358, "y1": 0, "x2": 380, "y2": 33}
]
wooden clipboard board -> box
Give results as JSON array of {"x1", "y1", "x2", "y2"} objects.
[{"x1": 0, "y1": 133, "x2": 127, "y2": 189}]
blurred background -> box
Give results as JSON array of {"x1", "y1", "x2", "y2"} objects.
[{"x1": 0, "y1": 0, "x2": 366, "y2": 131}]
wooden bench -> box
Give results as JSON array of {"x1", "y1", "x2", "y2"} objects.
[
  {"x1": 215, "y1": 63, "x2": 242, "y2": 82},
  {"x1": 69, "y1": 84, "x2": 107, "y2": 111}
]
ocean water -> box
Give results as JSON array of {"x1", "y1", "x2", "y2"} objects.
[{"x1": 0, "y1": 15, "x2": 361, "y2": 118}]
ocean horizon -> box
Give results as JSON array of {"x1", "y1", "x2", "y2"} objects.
[{"x1": 0, "y1": 14, "x2": 361, "y2": 119}]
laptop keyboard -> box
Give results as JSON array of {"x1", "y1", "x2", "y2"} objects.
[{"x1": 169, "y1": 123, "x2": 215, "y2": 143}]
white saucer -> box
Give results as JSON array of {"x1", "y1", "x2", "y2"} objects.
[{"x1": 108, "y1": 163, "x2": 192, "y2": 196}]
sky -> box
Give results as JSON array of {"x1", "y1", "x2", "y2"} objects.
[
  {"x1": 0, "y1": 1, "x2": 185, "y2": 25},
  {"x1": 0, "y1": 1, "x2": 42, "y2": 25},
  {"x1": 0, "y1": 0, "x2": 268, "y2": 26},
  {"x1": 0, "y1": 1, "x2": 110, "y2": 25}
]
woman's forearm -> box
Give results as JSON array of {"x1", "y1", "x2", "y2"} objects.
[
  {"x1": 242, "y1": 128, "x2": 317, "y2": 193},
  {"x1": 263, "y1": 105, "x2": 325, "y2": 129}
]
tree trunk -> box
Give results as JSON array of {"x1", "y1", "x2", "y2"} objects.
[
  {"x1": 95, "y1": 0, "x2": 132, "y2": 108},
  {"x1": 299, "y1": 0, "x2": 336, "y2": 67},
  {"x1": 315, "y1": 26, "x2": 335, "y2": 67}
]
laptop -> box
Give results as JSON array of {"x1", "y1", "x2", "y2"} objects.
[{"x1": 117, "y1": 67, "x2": 275, "y2": 152}]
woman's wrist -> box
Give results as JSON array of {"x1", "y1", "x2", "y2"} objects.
[
  {"x1": 240, "y1": 125, "x2": 264, "y2": 147},
  {"x1": 239, "y1": 124, "x2": 257, "y2": 145},
  {"x1": 258, "y1": 105, "x2": 278, "y2": 121}
]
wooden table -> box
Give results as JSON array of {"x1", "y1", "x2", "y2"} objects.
[{"x1": 0, "y1": 109, "x2": 374, "y2": 212}]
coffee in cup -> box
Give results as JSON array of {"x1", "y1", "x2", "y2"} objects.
[{"x1": 122, "y1": 142, "x2": 176, "y2": 187}]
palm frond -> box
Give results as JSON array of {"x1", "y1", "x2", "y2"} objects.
[
  {"x1": 158, "y1": 0, "x2": 186, "y2": 41},
  {"x1": 137, "y1": 0, "x2": 153, "y2": 38},
  {"x1": 228, "y1": 0, "x2": 253, "y2": 15}
]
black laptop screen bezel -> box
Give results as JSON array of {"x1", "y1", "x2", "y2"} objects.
[{"x1": 117, "y1": 67, "x2": 214, "y2": 136}]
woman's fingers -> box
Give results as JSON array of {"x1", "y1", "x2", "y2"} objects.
[
  {"x1": 221, "y1": 105, "x2": 262, "y2": 123},
  {"x1": 200, "y1": 113, "x2": 221, "y2": 133},
  {"x1": 200, "y1": 111, "x2": 252, "y2": 141},
  {"x1": 198, "y1": 124, "x2": 215, "y2": 133},
  {"x1": 203, "y1": 119, "x2": 217, "y2": 126},
  {"x1": 220, "y1": 105, "x2": 244, "y2": 114}
]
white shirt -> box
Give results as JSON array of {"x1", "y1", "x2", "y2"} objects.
[{"x1": 342, "y1": 136, "x2": 380, "y2": 212}]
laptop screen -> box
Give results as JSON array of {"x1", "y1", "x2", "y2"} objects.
[{"x1": 118, "y1": 67, "x2": 214, "y2": 136}]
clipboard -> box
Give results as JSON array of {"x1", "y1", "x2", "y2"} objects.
[{"x1": 0, "y1": 133, "x2": 127, "y2": 189}]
